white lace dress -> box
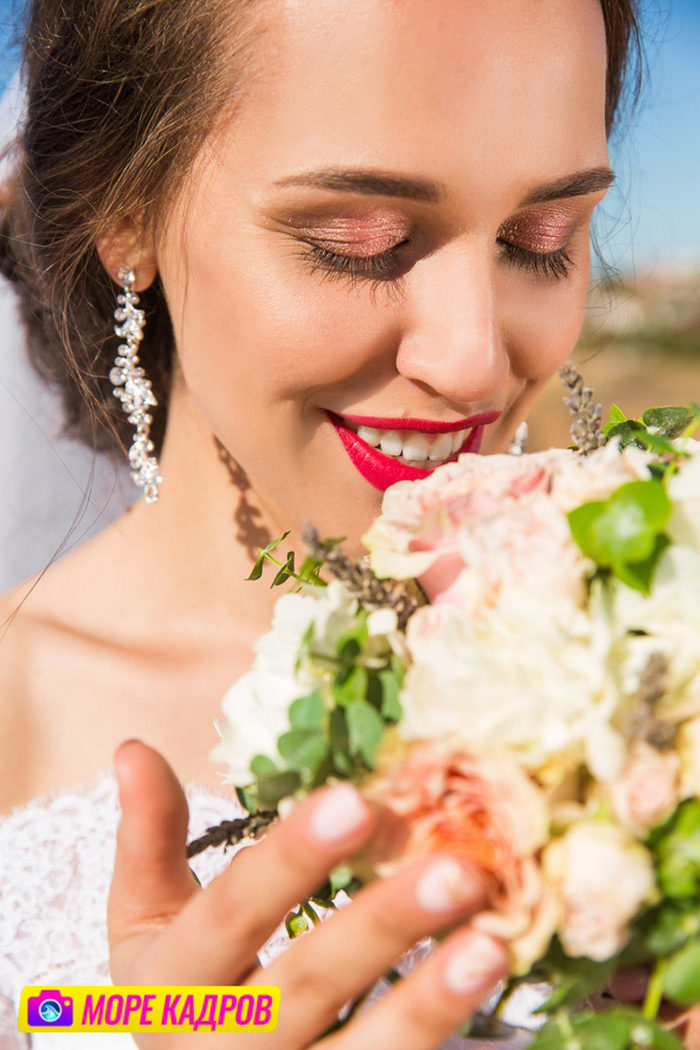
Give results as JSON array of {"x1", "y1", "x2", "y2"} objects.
[{"x1": 0, "y1": 774, "x2": 545, "y2": 1049}]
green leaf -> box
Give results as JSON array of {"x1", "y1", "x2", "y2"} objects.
[
  {"x1": 285, "y1": 907, "x2": 308, "y2": 938},
  {"x1": 329, "y1": 862, "x2": 354, "y2": 895},
  {"x1": 331, "y1": 747, "x2": 355, "y2": 777},
  {"x1": 608, "y1": 403, "x2": 628, "y2": 427},
  {"x1": 379, "y1": 669, "x2": 403, "y2": 721},
  {"x1": 568, "y1": 480, "x2": 671, "y2": 588},
  {"x1": 235, "y1": 783, "x2": 259, "y2": 813},
  {"x1": 289, "y1": 691, "x2": 326, "y2": 731},
  {"x1": 604, "y1": 419, "x2": 648, "y2": 449},
  {"x1": 650, "y1": 800, "x2": 700, "y2": 898},
  {"x1": 277, "y1": 729, "x2": 329, "y2": 773},
  {"x1": 246, "y1": 531, "x2": 291, "y2": 581},
  {"x1": 271, "y1": 550, "x2": 295, "y2": 588},
  {"x1": 333, "y1": 664, "x2": 369, "y2": 707},
  {"x1": 640, "y1": 901, "x2": 700, "y2": 956},
  {"x1": 296, "y1": 555, "x2": 327, "y2": 587},
  {"x1": 329, "y1": 707, "x2": 350, "y2": 750},
  {"x1": 664, "y1": 939, "x2": 700, "y2": 1006},
  {"x1": 602, "y1": 1008, "x2": 685, "y2": 1050},
  {"x1": 336, "y1": 615, "x2": 369, "y2": 663},
  {"x1": 346, "y1": 698, "x2": 385, "y2": 767},
  {"x1": 614, "y1": 534, "x2": 670, "y2": 594},
  {"x1": 642, "y1": 406, "x2": 695, "y2": 439},
  {"x1": 256, "y1": 769, "x2": 301, "y2": 808},
  {"x1": 250, "y1": 753, "x2": 279, "y2": 777}
]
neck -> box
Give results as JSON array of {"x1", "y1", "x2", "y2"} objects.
[{"x1": 100, "y1": 379, "x2": 300, "y2": 655}]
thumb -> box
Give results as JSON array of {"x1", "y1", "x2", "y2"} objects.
[{"x1": 108, "y1": 739, "x2": 198, "y2": 949}]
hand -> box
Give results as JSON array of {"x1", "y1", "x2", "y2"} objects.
[
  {"x1": 609, "y1": 967, "x2": 700, "y2": 1049},
  {"x1": 108, "y1": 740, "x2": 508, "y2": 1049}
]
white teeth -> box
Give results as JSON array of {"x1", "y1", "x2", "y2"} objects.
[
  {"x1": 429, "y1": 432, "x2": 454, "y2": 461},
  {"x1": 349, "y1": 419, "x2": 472, "y2": 465},
  {"x1": 401, "y1": 433, "x2": 431, "y2": 462},
  {"x1": 357, "y1": 425, "x2": 382, "y2": 447},
  {"x1": 379, "y1": 431, "x2": 404, "y2": 457},
  {"x1": 451, "y1": 429, "x2": 468, "y2": 454}
]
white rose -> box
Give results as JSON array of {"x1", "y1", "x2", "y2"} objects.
[
  {"x1": 544, "y1": 821, "x2": 656, "y2": 961},
  {"x1": 549, "y1": 438, "x2": 654, "y2": 513},
  {"x1": 399, "y1": 593, "x2": 624, "y2": 781},
  {"x1": 667, "y1": 448, "x2": 700, "y2": 548}
]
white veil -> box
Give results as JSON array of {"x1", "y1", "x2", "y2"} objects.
[{"x1": 0, "y1": 75, "x2": 135, "y2": 593}]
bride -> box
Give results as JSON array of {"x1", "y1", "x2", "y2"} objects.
[{"x1": 1, "y1": 0, "x2": 676, "y2": 1047}]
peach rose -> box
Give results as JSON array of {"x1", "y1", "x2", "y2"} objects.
[
  {"x1": 608, "y1": 744, "x2": 681, "y2": 836},
  {"x1": 543, "y1": 821, "x2": 656, "y2": 962},
  {"x1": 356, "y1": 742, "x2": 556, "y2": 974}
]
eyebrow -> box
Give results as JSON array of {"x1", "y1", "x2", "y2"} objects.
[{"x1": 272, "y1": 166, "x2": 615, "y2": 206}]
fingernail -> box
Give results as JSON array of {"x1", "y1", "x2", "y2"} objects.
[
  {"x1": 310, "y1": 784, "x2": 368, "y2": 843},
  {"x1": 444, "y1": 931, "x2": 507, "y2": 995},
  {"x1": 416, "y1": 858, "x2": 477, "y2": 913}
]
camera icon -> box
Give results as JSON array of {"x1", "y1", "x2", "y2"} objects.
[{"x1": 26, "y1": 990, "x2": 74, "y2": 1027}]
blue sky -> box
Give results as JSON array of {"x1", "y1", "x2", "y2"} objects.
[{"x1": 0, "y1": 1, "x2": 697, "y2": 276}]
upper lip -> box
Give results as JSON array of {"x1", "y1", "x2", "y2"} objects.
[{"x1": 330, "y1": 410, "x2": 501, "y2": 434}]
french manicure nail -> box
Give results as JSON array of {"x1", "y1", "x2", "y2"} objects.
[
  {"x1": 310, "y1": 784, "x2": 368, "y2": 843},
  {"x1": 416, "y1": 858, "x2": 477, "y2": 913},
  {"x1": 444, "y1": 932, "x2": 506, "y2": 995}
]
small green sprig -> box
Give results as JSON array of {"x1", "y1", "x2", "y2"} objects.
[
  {"x1": 245, "y1": 530, "x2": 334, "y2": 589},
  {"x1": 604, "y1": 403, "x2": 700, "y2": 466}
]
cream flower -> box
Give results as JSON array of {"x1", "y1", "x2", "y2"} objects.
[
  {"x1": 211, "y1": 580, "x2": 361, "y2": 784},
  {"x1": 543, "y1": 821, "x2": 656, "y2": 961},
  {"x1": 398, "y1": 593, "x2": 625, "y2": 782},
  {"x1": 608, "y1": 743, "x2": 681, "y2": 835}
]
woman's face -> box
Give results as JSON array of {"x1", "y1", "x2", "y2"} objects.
[{"x1": 154, "y1": 0, "x2": 611, "y2": 547}]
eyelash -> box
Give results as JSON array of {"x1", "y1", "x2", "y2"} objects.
[{"x1": 298, "y1": 236, "x2": 574, "y2": 289}]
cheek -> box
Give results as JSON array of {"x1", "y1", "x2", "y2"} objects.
[
  {"x1": 498, "y1": 255, "x2": 591, "y2": 381},
  {"x1": 169, "y1": 225, "x2": 398, "y2": 419}
]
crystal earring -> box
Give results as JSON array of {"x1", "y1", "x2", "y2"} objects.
[{"x1": 110, "y1": 266, "x2": 162, "y2": 504}]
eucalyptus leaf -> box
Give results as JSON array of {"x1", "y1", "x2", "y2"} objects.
[
  {"x1": 235, "y1": 784, "x2": 259, "y2": 813},
  {"x1": 256, "y1": 769, "x2": 301, "y2": 808},
  {"x1": 289, "y1": 691, "x2": 326, "y2": 731},
  {"x1": 250, "y1": 753, "x2": 279, "y2": 777},
  {"x1": 608, "y1": 404, "x2": 628, "y2": 427},
  {"x1": 277, "y1": 729, "x2": 329, "y2": 773},
  {"x1": 346, "y1": 698, "x2": 385, "y2": 767},
  {"x1": 379, "y1": 669, "x2": 403, "y2": 721},
  {"x1": 641, "y1": 901, "x2": 700, "y2": 956},
  {"x1": 333, "y1": 664, "x2": 369, "y2": 707}
]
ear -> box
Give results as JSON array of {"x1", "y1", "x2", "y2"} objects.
[{"x1": 97, "y1": 217, "x2": 158, "y2": 292}]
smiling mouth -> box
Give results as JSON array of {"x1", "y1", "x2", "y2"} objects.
[
  {"x1": 326, "y1": 409, "x2": 501, "y2": 492},
  {"x1": 329, "y1": 410, "x2": 500, "y2": 467}
]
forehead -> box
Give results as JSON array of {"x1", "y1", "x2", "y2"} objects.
[{"x1": 194, "y1": 0, "x2": 608, "y2": 218}]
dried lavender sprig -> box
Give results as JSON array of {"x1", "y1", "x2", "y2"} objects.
[
  {"x1": 186, "y1": 810, "x2": 277, "y2": 858},
  {"x1": 558, "y1": 361, "x2": 605, "y2": 454},
  {"x1": 302, "y1": 523, "x2": 426, "y2": 630}
]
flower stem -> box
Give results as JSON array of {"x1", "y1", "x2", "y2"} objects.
[{"x1": 642, "y1": 958, "x2": 667, "y2": 1020}]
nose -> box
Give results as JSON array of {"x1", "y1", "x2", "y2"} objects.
[{"x1": 395, "y1": 237, "x2": 509, "y2": 406}]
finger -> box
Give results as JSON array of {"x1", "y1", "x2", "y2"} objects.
[
  {"x1": 108, "y1": 739, "x2": 198, "y2": 948},
  {"x1": 244, "y1": 853, "x2": 489, "y2": 1047},
  {"x1": 314, "y1": 927, "x2": 508, "y2": 1050},
  {"x1": 684, "y1": 1006, "x2": 700, "y2": 1050},
  {"x1": 147, "y1": 781, "x2": 376, "y2": 983}
]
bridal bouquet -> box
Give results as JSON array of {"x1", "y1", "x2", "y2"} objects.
[{"x1": 207, "y1": 376, "x2": 700, "y2": 1049}]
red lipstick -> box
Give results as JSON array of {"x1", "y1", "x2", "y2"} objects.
[{"x1": 327, "y1": 410, "x2": 501, "y2": 492}]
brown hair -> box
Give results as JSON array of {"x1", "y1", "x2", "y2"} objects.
[{"x1": 0, "y1": 0, "x2": 641, "y2": 460}]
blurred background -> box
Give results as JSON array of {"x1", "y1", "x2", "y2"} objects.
[{"x1": 0, "y1": 0, "x2": 698, "y2": 588}]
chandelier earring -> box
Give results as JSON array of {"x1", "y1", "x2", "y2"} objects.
[{"x1": 110, "y1": 266, "x2": 162, "y2": 504}]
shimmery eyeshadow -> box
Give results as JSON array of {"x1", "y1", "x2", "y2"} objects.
[
  {"x1": 499, "y1": 205, "x2": 582, "y2": 253},
  {"x1": 282, "y1": 211, "x2": 410, "y2": 256}
]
